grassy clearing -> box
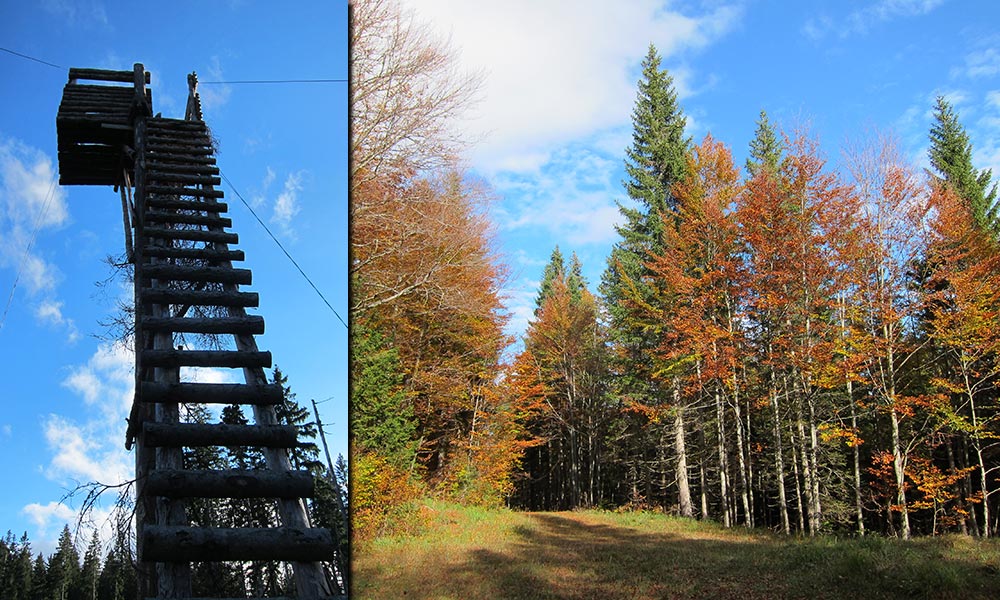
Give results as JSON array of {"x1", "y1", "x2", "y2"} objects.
[{"x1": 354, "y1": 499, "x2": 1000, "y2": 599}]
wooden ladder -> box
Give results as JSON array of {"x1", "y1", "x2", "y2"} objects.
[{"x1": 107, "y1": 65, "x2": 340, "y2": 598}]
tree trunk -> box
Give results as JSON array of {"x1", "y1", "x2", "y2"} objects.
[{"x1": 674, "y1": 396, "x2": 693, "y2": 518}]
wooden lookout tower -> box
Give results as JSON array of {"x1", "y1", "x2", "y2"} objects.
[{"x1": 56, "y1": 63, "x2": 343, "y2": 598}]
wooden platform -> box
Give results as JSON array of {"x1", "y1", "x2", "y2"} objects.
[{"x1": 56, "y1": 68, "x2": 150, "y2": 186}]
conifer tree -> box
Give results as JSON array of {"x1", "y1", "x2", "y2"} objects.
[
  {"x1": 601, "y1": 42, "x2": 691, "y2": 508},
  {"x1": 928, "y1": 96, "x2": 998, "y2": 233},
  {"x1": 746, "y1": 109, "x2": 782, "y2": 176},
  {"x1": 535, "y1": 246, "x2": 565, "y2": 313},
  {"x1": 79, "y1": 531, "x2": 101, "y2": 600},
  {"x1": 47, "y1": 525, "x2": 80, "y2": 600}
]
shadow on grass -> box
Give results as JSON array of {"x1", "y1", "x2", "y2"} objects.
[
  {"x1": 449, "y1": 513, "x2": 1000, "y2": 600},
  {"x1": 354, "y1": 510, "x2": 1000, "y2": 599}
]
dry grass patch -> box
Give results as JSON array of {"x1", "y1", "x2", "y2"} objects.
[{"x1": 354, "y1": 500, "x2": 1000, "y2": 599}]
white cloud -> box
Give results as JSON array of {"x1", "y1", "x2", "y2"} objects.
[
  {"x1": 22, "y1": 500, "x2": 117, "y2": 558},
  {"x1": 962, "y1": 48, "x2": 1000, "y2": 80},
  {"x1": 1, "y1": 424, "x2": 10, "y2": 437},
  {"x1": 41, "y1": 0, "x2": 110, "y2": 28},
  {"x1": 494, "y1": 140, "x2": 625, "y2": 246},
  {"x1": 62, "y1": 340, "x2": 134, "y2": 419},
  {"x1": 402, "y1": 0, "x2": 742, "y2": 174},
  {"x1": 35, "y1": 299, "x2": 80, "y2": 343},
  {"x1": 271, "y1": 171, "x2": 305, "y2": 239},
  {"x1": 0, "y1": 138, "x2": 68, "y2": 297},
  {"x1": 251, "y1": 166, "x2": 277, "y2": 208}
]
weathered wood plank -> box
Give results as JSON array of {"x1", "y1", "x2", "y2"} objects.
[
  {"x1": 143, "y1": 264, "x2": 251, "y2": 285},
  {"x1": 144, "y1": 469, "x2": 314, "y2": 499},
  {"x1": 143, "y1": 226, "x2": 238, "y2": 245},
  {"x1": 142, "y1": 152, "x2": 217, "y2": 165},
  {"x1": 146, "y1": 161, "x2": 220, "y2": 175},
  {"x1": 142, "y1": 422, "x2": 296, "y2": 448},
  {"x1": 146, "y1": 144, "x2": 214, "y2": 156},
  {"x1": 139, "y1": 381, "x2": 282, "y2": 405},
  {"x1": 141, "y1": 288, "x2": 257, "y2": 307},
  {"x1": 142, "y1": 526, "x2": 335, "y2": 562},
  {"x1": 69, "y1": 67, "x2": 148, "y2": 83},
  {"x1": 146, "y1": 172, "x2": 221, "y2": 186},
  {"x1": 146, "y1": 185, "x2": 224, "y2": 198},
  {"x1": 139, "y1": 315, "x2": 263, "y2": 335},
  {"x1": 145, "y1": 197, "x2": 227, "y2": 212},
  {"x1": 144, "y1": 211, "x2": 231, "y2": 228},
  {"x1": 141, "y1": 349, "x2": 271, "y2": 368},
  {"x1": 141, "y1": 246, "x2": 244, "y2": 262}
]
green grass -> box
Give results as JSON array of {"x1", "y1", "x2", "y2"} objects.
[{"x1": 354, "y1": 499, "x2": 1000, "y2": 599}]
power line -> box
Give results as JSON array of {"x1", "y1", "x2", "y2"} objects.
[
  {"x1": 219, "y1": 171, "x2": 348, "y2": 330},
  {"x1": 0, "y1": 46, "x2": 63, "y2": 70},
  {"x1": 200, "y1": 79, "x2": 346, "y2": 84}
]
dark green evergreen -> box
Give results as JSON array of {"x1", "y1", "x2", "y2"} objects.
[
  {"x1": 601, "y1": 42, "x2": 690, "y2": 407},
  {"x1": 46, "y1": 525, "x2": 80, "y2": 600},
  {"x1": 566, "y1": 252, "x2": 587, "y2": 305},
  {"x1": 746, "y1": 109, "x2": 782, "y2": 177},
  {"x1": 351, "y1": 324, "x2": 416, "y2": 464},
  {"x1": 929, "y1": 95, "x2": 998, "y2": 232}
]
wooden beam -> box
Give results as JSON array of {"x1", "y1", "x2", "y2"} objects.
[
  {"x1": 146, "y1": 197, "x2": 227, "y2": 212},
  {"x1": 141, "y1": 288, "x2": 258, "y2": 307},
  {"x1": 139, "y1": 381, "x2": 282, "y2": 405},
  {"x1": 146, "y1": 185, "x2": 224, "y2": 198},
  {"x1": 143, "y1": 263, "x2": 251, "y2": 285},
  {"x1": 144, "y1": 469, "x2": 315, "y2": 499},
  {"x1": 139, "y1": 315, "x2": 264, "y2": 335},
  {"x1": 141, "y1": 349, "x2": 271, "y2": 369},
  {"x1": 143, "y1": 227, "x2": 238, "y2": 245},
  {"x1": 144, "y1": 211, "x2": 232, "y2": 228},
  {"x1": 141, "y1": 246, "x2": 244, "y2": 262},
  {"x1": 142, "y1": 526, "x2": 336, "y2": 562},
  {"x1": 69, "y1": 67, "x2": 148, "y2": 83},
  {"x1": 146, "y1": 144, "x2": 213, "y2": 156},
  {"x1": 142, "y1": 422, "x2": 297, "y2": 448}
]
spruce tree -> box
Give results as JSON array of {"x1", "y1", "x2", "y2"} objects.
[
  {"x1": 600, "y1": 43, "x2": 691, "y2": 509},
  {"x1": 601, "y1": 42, "x2": 690, "y2": 410},
  {"x1": 535, "y1": 246, "x2": 566, "y2": 313},
  {"x1": 351, "y1": 324, "x2": 416, "y2": 464},
  {"x1": 79, "y1": 531, "x2": 100, "y2": 600},
  {"x1": 746, "y1": 109, "x2": 782, "y2": 176},
  {"x1": 929, "y1": 96, "x2": 998, "y2": 232}
]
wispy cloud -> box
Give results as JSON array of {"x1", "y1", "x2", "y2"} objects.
[
  {"x1": 956, "y1": 47, "x2": 1000, "y2": 80},
  {"x1": 41, "y1": 0, "x2": 110, "y2": 29},
  {"x1": 199, "y1": 56, "x2": 232, "y2": 114},
  {"x1": 35, "y1": 299, "x2": 80, "y2": 343},
  {"x1": 804, "y1": 0, "x2": 946, "y2": 40},
  {"x1": 0, "y1": 138, "x2": 68, "y2": 304},
  {"x1": 493, "y1": 140, "x2": 625, "y2": 247},
  {"x1": 270, "y1": 171, "x2": 306, "y2": 239},
  {"x1": 251, "y1": 166, "x2": 277, "y2": 209}
]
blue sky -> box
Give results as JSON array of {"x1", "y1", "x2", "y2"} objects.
[
  {"x1": 400, "y1": 0, "x2": 1000, "y2": 345},
  {"x1": 0, "y1": 2, "x2": 347, "y2": 555}
]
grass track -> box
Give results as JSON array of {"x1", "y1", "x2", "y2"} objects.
[{"x1": 354, "y1": 500, "x2": 1000, "y2": 599}]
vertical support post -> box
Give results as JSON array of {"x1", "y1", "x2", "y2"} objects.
[
  {"x1": 130, "y1": 62, "x2": 156, "y2": 600},
  {"x1": 313, "y1": 398, "x2": 350, "y2": 594}
]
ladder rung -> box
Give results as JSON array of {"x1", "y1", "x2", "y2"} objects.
[
  {"x1": 142, "y1": 525, "x2": 335, "y2": 562},
  {"x1": 140, "y1": 315, "x2": 264, "y2": 334},
  {"x1": 142, "y1": 422, "x2": 296, "y2": 448},
  {"x1": 145, "y1": 161, "x2": 220, "y2": 175},
  {"x1": 145, "y1": 211, "x2": 232, "y2": 228},
  {"x1": 147, "y1": 117, "x2": 207, "y2": 130},
  {"x1": 146, "y1": 185, "x2": 224, "y2": 198},
  {"x1": 144, "y1": 469, "x2": 315, "y2": 499},
  {"x1": 142, "y1": 288, "x2": 258, "y2": 307},
  {"x1": 142, "y1": 264, "x2": 251, "y2": 285},
  {"x1": 145, "y1": 197, "x2": 227, "y2": 212},
  {"x1": 139, "y1": 381, "x2": 282, "y2": 405},
  {"x1": 141, "y1": 246, "x2": 244, "y2": 262},
  {"x1": 146, "y1": 171, "x2": 221, "y2": 186},
  {"x1": 143, "y1": 226, "x2": 237, "y2": 245},
  {"x1": 146, "y1": 144, "x2": 213, "y2": 156},
  {"x1": 141, "y1": 152, "x2": 216, "y2": 165},
  {"x1": 141, "y1": 349, "x2": 271, "y2": 368}
]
